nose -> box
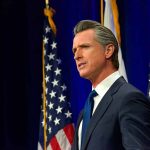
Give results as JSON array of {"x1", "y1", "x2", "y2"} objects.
[{"x1": 74, "y1": 49, "x2": 82, "y2": 61}]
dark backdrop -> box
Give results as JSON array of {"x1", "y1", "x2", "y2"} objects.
[{"x1": 0, "y1": 0, "x2": 150, "y2": 149}]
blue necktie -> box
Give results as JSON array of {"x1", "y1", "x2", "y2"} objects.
[{"x1": 81, "y1": 90, "x2": 98, "y2": 148}]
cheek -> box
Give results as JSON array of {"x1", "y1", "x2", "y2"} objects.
[
  {"x1": 90, "y1": 54, "x2": 105, "y2": 66},
  {"x1": 91, "y1": 49, "x2": 105, "y2": 59},
  {"x1": 89, "y1": 56, "x2": 106, "y2": 73}
]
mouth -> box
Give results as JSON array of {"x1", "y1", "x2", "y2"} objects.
[{"x1": 78, "y1": 62, "x2": 86, "y2": 69}]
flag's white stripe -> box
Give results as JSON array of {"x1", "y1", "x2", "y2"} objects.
[
  {"x1": 38, "y1": 142, "x2": 43, "y2": 150},
  {"x1": 47, "y1": 144, "x2": 52, "y2": 150},
  {"x1": 104, "y1": 0, "x2": 115, "y2": 34},
  {"x1": 55, "y1": 128, "x2": 71, "y2": 150},
  {"x1": 104, "y1": 0, "x2": 128, "y2": 81},
  {"x1": 118, "y1": 47, "x2": 127, "y2": 81}
]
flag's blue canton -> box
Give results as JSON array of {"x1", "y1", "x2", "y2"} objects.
[{"x1": 39, "y1": 17, "x2": 73, "y2": 148}]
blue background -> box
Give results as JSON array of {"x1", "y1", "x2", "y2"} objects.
[{"x1": 0, "y1": 0, "x2": 149, "y2": 149}]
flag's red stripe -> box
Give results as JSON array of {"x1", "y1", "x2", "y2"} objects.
[
  {"x1": 50, "y1": 136, "x2": 61, "y2": 150},
  {"x1": 63, "y1": 124, "x2": 75, "y2": 145}
]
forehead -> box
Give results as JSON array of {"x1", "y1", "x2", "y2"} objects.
[{"x1": 73, "y1": 29, "x2": 96, "y2": 45}]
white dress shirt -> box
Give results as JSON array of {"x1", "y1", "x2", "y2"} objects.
[{"x1": 78, "y1": 71, "x2": 121, "y2": 149}]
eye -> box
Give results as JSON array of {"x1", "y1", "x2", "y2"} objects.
[
  {"x1": 72, "y1": 48, "x2": 76, "y2": 55},
  {"x1": 80, "y1": 44, "x2": 90, "y2": 49}
]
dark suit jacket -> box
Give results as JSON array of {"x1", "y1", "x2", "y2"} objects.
[{"x1": 72, "y1": 77, "x2": 150, "y2": 150}]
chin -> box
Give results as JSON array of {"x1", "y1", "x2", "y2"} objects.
[{"x1": 79, "y1": 72, "x2": 90, "y2": 79}]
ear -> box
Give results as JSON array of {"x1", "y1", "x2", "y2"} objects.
[{"x1": 105, "y1": 44, "x2": 115, "y2": 59}]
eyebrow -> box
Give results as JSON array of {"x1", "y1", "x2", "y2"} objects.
[
  {"x1": 72, "y1": 43, "x2": 91, "y2": 52},
  {"x1": 79, "y1": 44, "x2": 91, "y2": 52}
]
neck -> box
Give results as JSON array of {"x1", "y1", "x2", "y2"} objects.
[{"x1": 90, "y1": 68, "x2": 117, "y2": 88}]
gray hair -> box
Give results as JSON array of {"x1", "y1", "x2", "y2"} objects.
[{"x1": 73, "y1": 20, "x2": 119, "y2": 69}]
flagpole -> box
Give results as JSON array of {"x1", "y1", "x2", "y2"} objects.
[
  {"x1": 42, "y1": 1, "x2": 50, "y2": 150},
  {"x1": 110, "y1": 0, "x2": 121, "y2": 45},
  {"x1": 101, "y1": 0, "x2": 104, "y2": 25},
  {"x1": 42, "y1": 44, "x2": 47, "y2": 150},
  {"x1": 44, "y1": 1, "x2": 56, "y2": 35}
]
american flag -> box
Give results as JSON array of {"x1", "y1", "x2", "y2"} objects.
[{"x1": 38, "y1": 8, "x2": 74, "y2": 150}]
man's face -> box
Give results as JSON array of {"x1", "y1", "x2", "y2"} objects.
[{"x1": 72, "y1": 29, "x2": 107, "y2": 81}]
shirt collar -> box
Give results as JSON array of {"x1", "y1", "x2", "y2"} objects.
[{"x1": 93, "y1": 71, "x2": 121, "y2": 98}]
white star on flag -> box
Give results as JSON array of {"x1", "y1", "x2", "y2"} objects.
[
  {"x1": 59, "y1": 94, "x2": 66, "y2": 102},
  {"x1": 61, "y1": 84, "x2": 67, "y2": 91},
  {"x1": 49, "y1": 90, "x2": 56, "y2": 98},
  {"x1": 56, "y1": 59, "x2": 62, "y2": 64},
  {"x1": 56, "y1": 106, "x2": 63, "y2": 114},
  {"x1": 54, "y1": 67, "x2": 61, "y2": 76},
  {"x1": 45, "y1": 63, "x2": 52, "y2": 71},
  {"x1": 65, "y1": 111, "x2": 72, "y2": 118},
  {"x1": 45, "y1": 26, "x2": 51, "y2": 33},
  {"x1": 45, "y1": 75, "x2": 49, "y2": 83},
  {"x1": 48, "y1": 115, "x2": 52, "y2": 121},
  {"x1": 54, "y1": 117, "x2": 60, "y2": 125},
  {"x1": 48, "y1": 126, "x2": 52, "y2": 133},
  {"x1": 51, "y1": 79, "x2": 59, "y2": 87},
  {"x1": 51, "y1": 41, "x2": 57, "y2": 49},
  {"x1": 48, "y1": 53, "x2": 55, "y2": 60},
  {"x1": 43, "y1": 37, "x2": 49, "y2": 44},
  {"x1": 48, "y1": 102, "x2": 54, "y2": 109}
]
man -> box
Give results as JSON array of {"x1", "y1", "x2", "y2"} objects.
[{"x1": 71, "y1": 20, "x2": 150, "y2": 150}]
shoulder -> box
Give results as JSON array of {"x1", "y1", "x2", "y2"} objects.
[
  {"x1": 112, "y1": 78, "x2": 150, "y2": 111},
  {"x1": 116, "y1": 81, "x2": 150, "y2": 115},
  {"x1": 113, "y1": 77, "x2": 148, "y2": 101}
]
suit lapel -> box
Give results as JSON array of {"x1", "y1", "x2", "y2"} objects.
[{"x1": 82, "y1": 77, "x2": 126, "y2": 150}]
